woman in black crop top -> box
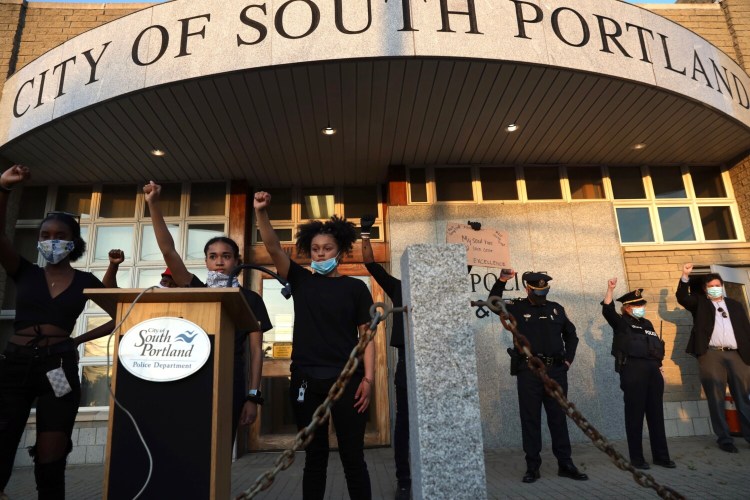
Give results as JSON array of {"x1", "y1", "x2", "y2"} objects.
[
  {"x1": 143, "y1": 181, "x2": 272, "y2": 446},
  {"x1": 0, "y1": 165, "x2": 116, "y2": 499},
  {"x1": 255, "y1": 191, "x2": 375, "y2": 500}
]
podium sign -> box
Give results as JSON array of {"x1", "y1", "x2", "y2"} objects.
[
  {"x1": 118, "y1": 317, "x2": 211, "y2": 382},
  {"x1": 85, "y1": 288, "x2": 257, "y2": 500}
]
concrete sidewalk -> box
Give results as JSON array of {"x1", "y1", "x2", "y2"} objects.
[{"x1": 4, "y1": 435, "x2": 749, "y2": 499}]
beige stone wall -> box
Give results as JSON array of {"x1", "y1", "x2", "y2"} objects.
[
  {"x1": 15, "y1": 3, "x2": 150, "y2": 71},
  {"x1": 646, "y1": 4, "x2": 739, "y2": 62},
  {"x1": 623, "y1": 247, "x2": 750, "y2": 402},
  {"x1": 729, "y1": 155, "x2": 750, "y2": 241}
]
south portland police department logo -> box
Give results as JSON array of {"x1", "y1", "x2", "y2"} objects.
[{"x1": 118, "y1": 317, "x2": 211, "y2": 382}]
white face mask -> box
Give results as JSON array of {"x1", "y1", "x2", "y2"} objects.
[
  {"x1": 206, "y1": 270, "x2": 240, "y2": 288},
  {"x1": 707, "y1": 286, "x2": 723, "y2": 299},
  {"x1": 631, "y1": 307, "x2": 646, "y2": 319},
  {"x1": 37, "y1": 240, "x2": 75, "y2": 264}
]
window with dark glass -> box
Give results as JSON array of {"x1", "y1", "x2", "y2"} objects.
[
  {"x1": 616, "y1": 208, "x2": 654, "y2": 243},
  {"x1": 344, "y1": 187, "x2": 379, "y2": 219},
  {"x1": 690, "y1": 166, "x2": 727, "y2": 198},
  {"x1": 265, "y1": 189, "x2": 293, "y2": 220},
  {"x1": 480, "y1": 167, "x2": 518, "y2": 200},
  {"x1": 18, "y1": 186, "x2": 48, "y2": 220},
  {"x1": 525, "y1": 167, "x2": 562, "y2": 200},
  {"x1": 568, "y1": 167, "x2": 605, "y2": 199},
  {"x1": 99, "y1": 185, "x2": 137, "y2": 218},
  {"x1": 144, "y1": 183, "x2": 181, "y2": 218},
  {"x1": 409, "y1": 168, "x2": 428, "y2": 203},
  {"x1": 651, "y1": 167, "x2": 686, "y2": 198},
  {"x1": 610, "y1": 167, "x2": 646, "y2": 199},
  {"x1": 189, "y1": 183, "x2": 226, "y2": 216},
  {"x1": 435, "y1": 168, "x2": 473, "y2": 202},
  {"x1": 699, "y1": 206, "x2": 737, "y2": 240},
  {"x1": 56, "y1": 186, "x2": 92, "y2": 219},
  {"x1": 657, "y1": 207, "x2": 695, "y2": 241}
]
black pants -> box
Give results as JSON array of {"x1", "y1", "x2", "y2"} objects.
[
  {"x1": 516, "y1": 364, "x2": 572, "y2": 471},
  {"x1": 619, "y1": 358, "x2": 670, "y2": 463},
  {"x1": 698, "y1": 349, "x2": 750, "y2": 445},
  {"x1": 0, "y1": 343, "x2": 80, "y2": 499},
  {"x1": 290, "y1": 371, "x2": 370, "y2": 500},
  {"x1": 393, "y1": 347, "x2": 410, "y2": 487}
]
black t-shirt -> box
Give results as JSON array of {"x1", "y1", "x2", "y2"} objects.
[
  {"x1": 364, "y1": 262, "x2": 404, "y2": 348},
  {"x1": 11, "y1": 256, "x2": 105, "y2": 332},
  {"x1": 189, "y1": 276, "x2": 272, "y2": 357},
  {"x1": 287, "y1": 260, "x2": 374, "y2": 378}
]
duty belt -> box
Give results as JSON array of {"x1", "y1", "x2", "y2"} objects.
[{"x1": 528, "y1": 354, "x2": 564, "y2": 366}]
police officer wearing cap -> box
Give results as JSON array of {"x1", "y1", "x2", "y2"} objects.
[
  {"x1": 488, "y1": 270, "x2": 587, "y2": 483},
  {"x1": 602, "y1": 278, "x2": 675, "y2": 470}
]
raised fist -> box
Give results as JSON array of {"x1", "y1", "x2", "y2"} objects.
[
  {"x1": 360, "y1": 214, "x2": 376, "y2": 233},
  {"x1": 682, "y1": 263, "x2": 693, "y2": 276},
  {"x1": 108, "y1": 249, "x2": 125, "y2": 265},
  {"x1": 608, "y1": 278, "x2": 617, "y2": 289},
  {"x1": 254, "y1": 191, "x2": 272, "y2": 210},
  {"x1": 1, "y1": 165, "x2": 30, "y2": 189}
]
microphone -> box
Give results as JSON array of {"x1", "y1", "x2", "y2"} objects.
[{"x1": 227, "y1": 264, "x2": 292, "y2": 299}]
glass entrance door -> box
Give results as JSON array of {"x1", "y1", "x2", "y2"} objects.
[
  {"x1": 244, "y1": 264, "x2": 390, "y2": 451},
  {"x1": 710, "y1": 264, "x2": 750, "y2": 317}
]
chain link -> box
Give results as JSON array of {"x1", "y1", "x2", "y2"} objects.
[
  {"x1": 472, "y1": 296, "x2": 685, "y2": 500},
  {"x1": 235, "y1": 302, "x2": 405, "y2": 500}
]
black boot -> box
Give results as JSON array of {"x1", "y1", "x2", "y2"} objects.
[{"x1": 34, "y1": 458, "x2": 67, "y2": 500}]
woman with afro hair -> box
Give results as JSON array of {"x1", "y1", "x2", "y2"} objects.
[
  {"x1": 0, "y1": 165, "x2": 115, "y2": 499},
  {"x1": 254, "y1": 191, "x2": 374, "y2": 500}
]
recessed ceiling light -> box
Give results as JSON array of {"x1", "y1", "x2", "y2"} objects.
[
  {"x1": 321, "y1": 126, "x2": 337, "y2": 136},
  {"x1": 633, "y1": 143, "x2": 647, "y2": 150},
  {"x1": 506, "y1": 123, "x2": 519, "y2": 132},
  {"x1": 150, "y1": 149, "x2": 166, "y2": 157}
]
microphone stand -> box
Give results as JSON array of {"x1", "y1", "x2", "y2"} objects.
[{"x1": 227, "y1": 264, "x2": 292, "y2": 299}]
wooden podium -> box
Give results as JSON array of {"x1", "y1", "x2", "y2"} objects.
[{"x1": 86, "y1": 288, "x2": 258, "y2": 500}]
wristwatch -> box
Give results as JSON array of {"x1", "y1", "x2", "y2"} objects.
[{"x1": 246, "y1": 389, "x2": 264, "y2": 405}]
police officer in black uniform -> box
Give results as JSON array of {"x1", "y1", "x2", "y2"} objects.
[
  {"x1": 489, "y1": 270, "x2": 588, "y2": 483},
  {"x1": 602, "y1": 278, "x2": 675, "y2": 470}
]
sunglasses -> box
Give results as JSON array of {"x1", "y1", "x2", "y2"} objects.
[
  {"x1": 46, "y1": 211, "x2": 81, "y2": 224},
  {"x1": 717, "y1": 307, "x2": 728, "y2": 319}
]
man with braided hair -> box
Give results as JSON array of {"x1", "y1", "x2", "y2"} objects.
[{"x1": 488, "y1": 270, "x2": 587, "y2": 484}]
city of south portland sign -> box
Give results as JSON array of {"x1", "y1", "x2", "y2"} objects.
[
  {"x1": 118, "y1": 317, "x2": 211, "y2": 382},
  {"x1": 1, "y1": 0, "x2": 750, "y2": 147}
]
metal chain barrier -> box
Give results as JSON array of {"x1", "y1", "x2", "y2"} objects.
[
  {"x1": 235, "y1": 302, "x2": 405, "y2": 500},
  {"x1": 472, "y1": 296, "x2": 685, "y2": 500}
]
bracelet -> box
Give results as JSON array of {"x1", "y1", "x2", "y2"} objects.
[
  {"x1": 362, "y1": 377, "x2": 372, "y2": 385},
  {"x1": 360, "y1": 232, "x2": 370, "y2": 239},
  {"x1": 245, "y1": 394, "x2": 264, "y2": 405}
]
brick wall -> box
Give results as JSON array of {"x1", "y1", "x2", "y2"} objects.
[
  {"x1": 722, "y1": 0, "x2": 750, "y2": 73},
  {"x1": 646, "y1": 4, "x2": 739, "y2": 63},
  {"x1": 729, "y1": 155, "x2": 750, "y2": 241},
  {"x1": 15, "y1": 2, "x2": 151, "y2": 71},
  {"x1": 0, "y1": 0, "x2": 23, "y2": 97},
  {"x1": 623, "y1": 247, "x2": 750, "y2": 403}
]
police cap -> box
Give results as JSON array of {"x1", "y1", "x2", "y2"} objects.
[
  {"x1": 522, "y1": 271, "x2": 552, "y2": 289},
  {"x1": 617, "y1": 289, "x2": 647, "y2": 306}
]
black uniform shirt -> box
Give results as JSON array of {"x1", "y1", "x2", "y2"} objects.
[
  {"x1": 364, "y1": 262, "x2": 404, "y2": 348},
  {"x1": 488, "y1": 280, "x2": 579, "y2": 363},
  {"x1": 601, "y1": 301, "x2": 663, "y2": 362}
]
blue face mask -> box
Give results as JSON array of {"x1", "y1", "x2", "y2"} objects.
[
  {"x1": 707, "y1": 286, "x2": 723, "y2": 299},
  {"x1": 631, "y1": 307, "x2": 646, "y2": 319},
  {"x1": 311, "y1": 255, "x2": 339, "y2": 275},
  {"x1": 531, "y1": 288, "x2": 549, "y2": 297}
]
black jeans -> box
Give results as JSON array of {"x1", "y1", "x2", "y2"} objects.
[
  {"x1": 393, "y1": 348, "x2": 410, "y2": 487},
  {"x1": 290, "y1": 370, "x2": 371, "y2": 500},
  {"x1": 0, "y1": 341, "x2": 80, "y2": 498}
]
